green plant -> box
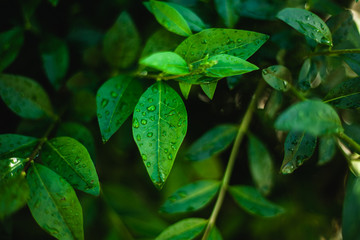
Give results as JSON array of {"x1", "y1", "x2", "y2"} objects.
[{"x1": 1, "y1": 0, "x2": 360, "y2": 239}]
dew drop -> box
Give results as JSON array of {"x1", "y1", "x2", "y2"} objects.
[
  {"x1": 147, "y1": 132, "x2": 153, "y2": 137},
  {"x1": 74, "y1": 160, "x2": 80, "y2": 165},
  {"x1": 141, "y1": 119, "x2": 147, "y2": 125},
  {"x1": 146, "y1": 162, "x2": 151, "y2": 168},
  {"x1": 105, "y1": 110, "x2": 110, "y2": 116},
  {"x1": 201, "y1": 39, "x2": 207, "y2": 44},
  {"x1": 142, "y1": 154, "x2": 147, "y2": 161},
  {"x1": 111, "y1": 91, "x2": 118, "y2": 98},
  {"x1": 178, "y1": 191, "x2": 187, "y2": 198},
  {"x1": 133, "y1": 118, "x2": 139, "y2": 128},
  {"x1": 136, "y1": 134, "x2": 141, "y2": 141},
  {"x1": 142, "y1": 112, "x2": 146, "y2": 116},
  {"x1": 135, "y1": 108, "x2": 140, "y2": 112},
  {"x1": 150, "y1": 116, "x2": 155, "y2": 121},
  {"x1": 147, "y1": 105, "x2": 156, "y2": 111},
  {"x1": 148, "y1": 98, "x2": 153, "y2": 103},
  {"x1": 115, "y1": 84, "x2": 121, "y2": 89},
  {"x1": 164, "y1": 148, "x2": 169, "y2": 153},
  {"x1": 101, "y1": 99, "x2": 109, "y2": 108},
  {"x1": 169, "y1": 196, "x2": 177, "y2": 202},
  {"x1": 168, "y1": 153, "x2": 173, "y2": 160}
]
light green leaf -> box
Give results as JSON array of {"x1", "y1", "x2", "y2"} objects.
[
  {"x1": 247, "y1": 134, "x2": 274, "y2": 195},
  {"x1": 318, "y1": 135, "x2": 336, "y2": 165},
  {"x1": 132, "y1": 82, "x2": 187, "y2": 189},
  {"x1": 155, "y1": 218, "x2": 207, "y2": 240},
  {"x1": 207, "y1": 227, "x2": 223, "y2": 240},
  {"x1": 41, "y1": 137, "x2": 100, "y2": 196},
  {"x1": 0, "y1": 134, "x2": 38, "y2": 159},
  {"x1": 103, "y1": 11, "x2": 140, "y2": 68},
  {"x1": 179, "y1": 82, "x2": 192, "y2": 99},
  {"x1": 96, "y1": 75, "x2": 142, "y2": 142},
  {"x1": 167, "y1": 2, "x2": 206, "y2": 32},
  {"x1": 281, "y1": 131, "x2": 317, "y2": 174},
  {"x1": 160, "y1": 180, "x2": 220, "y2": 213},
  {"x1": 27, "y1": 163, "x2": 83, "y2": 240},
  {"x1": 262, "y1": 65, "x2": 291, "y2": 91},
  {"x1": 140, "y1": 52, "x2": 190, "y2": 75},
  {"x1": 201, "y1": 82, "x2": 218, "y2": 100},
  {"x1": 214, "y1": 0, "x2": 239, "y2": 28},
  {"x1": 148, "y1": 0, "x2": 192, "y2": 37},
  {"x1": 324, "y1": 78, "x2": 360, "y2": 109},
  {"x1": 277, "y1": 8, "x2": 333, "y2": 46},
  {"x1": 186, "y1": 124, "x2": 238, "y2": 161},
  {"x1": 229, "y1": 185, "x2": 285, "y2": 217},
  {"x1": 298, "y1": 58, "x2": 318, "y2": 91},
  {"x1": 0, "y1": 27, "x2": 24, "y2": 72},
  {"x1": 0, "y1": 74, "x2": 54, "y2": 119},
  {"x1": 274, "y1": 100, "x2": 343, "y2": 136}
]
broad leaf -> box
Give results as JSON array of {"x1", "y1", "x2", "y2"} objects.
[
  {"x1": 27, "y1": 163, "x2": 83, "y2": 240},
  {"x1": 298, "y1": 58, "x2": 318, "y2": 91},
  {"x1": 262, "y1": 65, "x2": 291, "y2": 91},
  {"x1": 41, "y1": 137, "x2": 100, "y2": 196},
  {"x1": 132, "y1": 82, "x2": 187, "y2": 189},
  {"x1": 140, "y1": 52, "x2": 190, "y2": 75},
  {"x1": 186, "y1": 124, "x2": 238, "y2": 161},
  {"x1": 96, "y1": 75, "x2": 142, "y2": 142},
  {"x1": 0, "y1": 27, "x2": 24, "y2": 72},
  {"x1": 274, "y1": 100, "x2": 343, "y2": 136},
  {"x1": 318, "y1": 135, "x2": 336, "y2": 165},
  {"x1": 281, "y1": 131, "x2": 317, "y2": 174},
  {"x1": 167, "y1": 2, "x2": 206, "y2": 32},
  {"x1": 214, "y1": 0, "x2": 239, "y2": 28},
  {"x1": 229, "y1": 185, "x2": 284, "y2": 217},
  {"x1": 342, "y1": 174, "x2": 360, "y2": 240},
  {"x1": 201, "y1": 82, "x2": 218, "y2": 100},
  {"x1": 277, "y1": 8, "x2": 333, "y2": 46},
  {"x1": 160, "y1": 180, "x2": 220, "y2": 213},
  {"x1": 324, "y1": 78, "x2": 360, "y2": 109},
  {"x1": 0, "y1": 134, "x2": 38, "y2": 159},
  {"x1": 179, "y1": 82, "x2": 192, "y2": 99},
  {"x1": 155, "y1": 218, "x2": 207, "y2": 240},
  {"x1": 0, "y1": 74, "x2": 54, "y2": 119}
]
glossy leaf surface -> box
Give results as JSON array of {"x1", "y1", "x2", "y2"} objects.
[
  {"x1": 0, "y1": 134, "x2": 38, "y2": 159},
  {"x1": 214, "y1": 0, "x2": 239, "y2": 28},
  {"x1": 140, "y1": 52, "x2": 190, "y2": 75},
  {"x1": 167, "y1": 2, "x2": 206, "y2": 32},
  {"x1": 318, "y1": 135, "x2": 336, "y2": 165},
  {"x1": 0, "y1": 27, "x2": 24, "y2": 72},
  {"x1": 342, "y1": 174, "x2": 360, "y2": 240},
  {"x1": 262, "y1": 65, "x2": 291, "y2": 91},
  {"x1": 155, "y1": 218, "x2": 207, "y2": 240},
  {"x1": 0, "y1": 157, "x2": 27, "y2": 181},
  {"x1": 324, "y1": 78, "x2": 360, "y2": 109}
]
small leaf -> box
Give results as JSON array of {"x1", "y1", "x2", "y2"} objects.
[
  {"x1": 201, "y1": 82, "x2": 218, "y2": 100},
  {"x1": 186, "y1": 124, "x2": 238, "y2": 161},
  {"x1": 342, "y1": 174, "x2": 360, "y2": 240},
  {"x1": 262, "y1": 65, "x2": 291, "y2": 91},
  {"x1": 297, "y1": 58, "x2": 318, "y2": 91},
  {"x1": 207, "y1": 227, "x2": 223, "y2": 240},
  {"x1": 179, "y1": 82, "x2": 192, "y2": 99},
  {"x1": 160, "y1": 180, "x2": 220, "y2": 213},
  {"x1": 96, "y1": 75, "x2": 142, "y2": 142},
  {"x1": 318, "y1": 135, "x2": 336, "y2": 165},
  {"x1": 274, "y1": 100, "x2": 343, "y2": 136},
  {"x1": 281, "y1": 131, "x2": 317, "y2": 174},
  {"x1": 277, "y1": 8, "x2": 333, "y2": 46},
  {"x1": 167, "y1": 2, "x2": 206, "y2": 32},
  {"x1": 0, "y1": 74, "x2": 54, "y2": 119},
  {"x1": 27, "y1": 163, "x2": 84, "y2": 240},
  {"x1": 140, "y1": 52, "x2": 190, "y2": 75},
  {"x1": 0, "y1": 27, "x2": 24, "y2": 72},
  {"x1": 0, "y1": 134, "x2": 38, "y2": 159},
  {"x1": 41, "y1": 137, "x2": 100, "y2": 196},
  {"x1": 132, "y1": 82, "x2": 187, "y2": 189},
  {"x1": 215, "y1": 0, "x2": 239, "y2": 28},
  {"x1": 155, "y1": 218, "x2": 207, "y2": 240},
  {"x1": 229, "y1": 185, "x2": 285, "y2": 217},
  {"x1": 324, "y1": 78, "x2": 360, "y2": 109}
]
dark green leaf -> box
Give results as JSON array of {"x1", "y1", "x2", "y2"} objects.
[
  {"x1": 0, "y1": 157, "x2": 27, "y2": 181},
  {"x1": 186, "y1": 124, "x2": 238, "y2": 161},
  {"x1": 160, "y1": 180, "x2": 220, "y2": 213},
  {"x1": 264, "y1": 90, "x2": 283, "y2": 119},
  {"x1": 0, "y1": 27, "x2": 24, "y2": 72},
  {"x1": 318, "y1": 135, "x2": 336, "y2": 165},
  {"x1": 41, "y1": 137, "x2": 100, "y2": 196},
  {"x1": 343, "y1": 53, "x2": 360, "y2": 76},
  {"x1": 140, "y1": 52, "x2": 190, "y2": 75},
  {"x1": 48, "y1": 0, "x2": 59, "y2": 7},
  {"x1": 298, "y1": 58, "x2": 318, "y2": 91},
  {"x1": 97, "y1": 75, "x2": 142, "y2": 142},
  {"x1": 155, "y1": 218, "x2": 207, "y2": 240},
  {"x1": 262, "y1": 65, "x2": 291, "y2": 91},
  {"x1": 0, "y1": 74, "x2": 54, "y2": 119},
  {"x1": 277, "y1": 8, "x2": 333, "y2": 46},
  {"x1": 179, "y1": 82, "x2": 192, "y2": 99},
  {"x1": 281, "y1": 131, "x2": 317, "y2": 174},
  {"x1": 27, "y1": 163, "x2": 83, "y2": 240},
  {"x1": 200, "y1": 82, "x2": 217, "y2": 100},
  {"x1": 132, "y1": 82, "x2": 187, "y2": 189},
  {"x1": 274, "y1": 100, "x2": 343, "y2": 136},
  {"x1": 167, "y1": 2, "x2": 206, "y2": 32},
  {"x1": 214, "y1": 0, "x2": 239, "y2": 28},
  {"x1": 226, "y1": 75, "x2": 243, "y2": 90},
  {"x1": 0, "y1": 134, "x2": 38, "y2": 159},
  {"x1": 324, "y1": 78, "x2": 360, "y2": 109},
  {"x1": 70, "y1": 90, "x2": 97, "y2": 122},
  {"x1": 236, "y1": 0, "x2": 284, "y2": 20},
  {"x1": 229, "y1": 185, "x2": 285, "y2": 217}
]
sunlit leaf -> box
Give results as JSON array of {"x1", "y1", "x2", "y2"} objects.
[
  {"x1": 318, "y1": 135, "x2": 336, "y2": 165},
  {"x1": 262, "y1": 65, "x2": 291, "y2": 91},
  {"x1": 201, "y1": 82, "x2": 218, "y2": 100},
  {"x1": 0, "y1": 27, "x2": 24, "y2": 72},
  {"x1": 167, "y1": 2, "x2": 206, "y2": 32},
  {"x1": 155, "y1": 218, "x2": 207, "y2": 240},
  {"x1": 0, "y1": 134, "x2": 38, "y2": 159},
  {"x1": 298, "y1": 58, "x2": 317, "y2": 91},
  {"x1": 214, "y1": 0, "x2": 239, "y2": 28},
  {"x1": 324, "y1": 78, "x2": 360, "y2": 109},
  {"x1": 140, "y1": 52, "x2": 190, "y2": 75}
]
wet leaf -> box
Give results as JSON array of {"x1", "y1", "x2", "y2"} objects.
[
  {"x1": 167, "y1": 2, "x2": 206, "y2": 32},
  {"x1": 27, "y1": 163, "x2": 83, "y2": 240},
  {"x1": 262, "y1": 65, "x2": 291, "y2": 91},
  {"x1": 0, "y1": 134, "x2": 38, "y2": 159},
  {"x1": 41, "y1": 137, "x2": 100, "y2": 196},
  {"x1": 324, "y1": 78, "x2": 360, "y2": 109},
  {"x1": 201, "y1": 82, "x2": 218, "y2": 100},
  {"x1": 214, "y1": 0, "x2": 239, "y2": 28},
  {"x1": 132, "y1": 82, "x2": 187, "y2": 189},
  {"x1": 160, "y1": 180, "x2": 220, "y2": 213},
  {"x1": 140, "y1": 52, "x2": 190, "y2": 75},
  {"x1": 0, "y1": 157, "x2": 27, "y2": 181},
  {"x1": 318, "y1": 135, "x2": 336, "y2": 165},
  {"x1": 155, "y1": 218, "x2": 207, "y2": 240},
  {"x1": 297, "y1": 58, "x2": 318, "y2": 91},
  {"x1": 179, "y1": 82, "x2": 192, "y2": 99},
  {"x1": 0, "y1": 27, "x2": 24, "y2": 72}
]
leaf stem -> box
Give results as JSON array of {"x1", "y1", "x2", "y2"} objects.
[
  {"x1": 289, "y1": 85, "x2": 307, "y2": 101},
  {"x1": 308, "y1": 48, "x2": 360, "y2": 58},
  {"x1": 201, "y1": 81, "x2": 265, "y2": 240},
  {"x1": 338, "y1": 131, "x2": 360, "y2": 154}
]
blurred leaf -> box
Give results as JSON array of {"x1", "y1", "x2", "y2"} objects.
[
  {"x1": 160, "y1": 180, "x2": 220, "y2": 213},
  {"x1": 229, "y1": 185, "x2": 285, "y2": 217},
  {"x1": 262, "y1": 65, "x2": 291, "y2": 91},
  {"x1": 41, "y1": 137, "x2": 100, "y2": 196},
  {"x1": 324, "y1": 78, "x2": 360, "y2": 109},
  {"x1": 214, "y1": 0, "x2": 239, "y2": 28},
  {"x1": 318, "y1": 135, "x2": 336, "y2": 165},
  {"x1": 277, "y1": 8, "x2": 333, "y2": 46},
  {"x1": 0, "y1": 134, "x2": 38, "y2": 159},
  {"x1": 167, "y1": 2, "x2": 206, "y2": 32},
  {"x1": 297, "y1": 59, "x2": 317, "y2": 91},
  {"x1": 48, "y1": 0, "x2": 59, "y2": 7},
  {"x1": 155, "y1": 218, "x2": 207, "y2": 240},
  {"x1": 343, "y1": 53, "x2": 360, "y2": 76},
  {"x1": 236, "y1": 0, "x2": 284, "y2": 20},
  {"x1": 226, "y1": 75, "x2": 243, "y2": 90},
  {"x1": 344, "y1": 124, "x2": 360, "y2": 152},
  {"x1": 281, "y1": 131, "x2": 317, "y2": 174},
  {"x1": 96, "y1": 75, "x2": 142, "y2": 142},
  {"x1": 27, "y1": 163, "x2": 83, "y2": 240},
  {"x1": 132, "y1": 82, "x2": 187, "y2": 189},
  {"x1": 0, "y1": 74, "x2": 54, "y2": 119},
  {"x1": 70, "y1": 90, "x2": 97, "y2": 122},
  {"x1": 186, "y1": 124, "x2": 238, "y2": 161},
  {"x1": 200, "y1": 82, "x2": 217, "y2": 100},
  {"x1": 308, "y1": 0, "x2": 342, "y2": 15},
  {"x1": 140, "y1": 52, "x2": 190, "y2": 75},
  {"x1": 0, "y1": 27, "x2": 24, "y2": 72},
  {"x1": 275, "y1": 100, "x2": 343, "y2": 136},
  {"x1": 264, "y1": 90, "x2": 283, "y2": 119},
  {"x1": 179, "y1": 82, "x2": 192, "y2": 99},
  {"x1": 207, "y1": 226, "x2": 223, "y2": 240}
]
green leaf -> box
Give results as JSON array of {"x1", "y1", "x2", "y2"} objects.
[
  {"x1": 0, "y1": 74, "x2": 54, "y2": 119},
  {"x1": 277, "y1": 8, "x2": 333, "y2": 46},
  {"x1": 236, "y1": 0, "x2": 284, "y2": 20},
  {"x1": 0, "y1": 157, "x2": 27, "y2": 181},
  {"x1": 40, "y1": 36, "x2": 69, "y2": 90},
  {"x1": 201, "y1": 82, "x2": 218, "y2": 100},
  {"x1": 160, "y1": 180, "x2": 220, "y2": 213},
  {"x1": 0, "y1": 27, "x2": 24, "y2": 72},
  {"x1": 318, "y1": 135, "x2": 336, "y2": 165},
  {"x1": 179, "y1": 82, "x2": 192, "y2": 99},
  {"x1": 214, "y1": 0, "x2": 239, "y2": 28},
  {"x1": 262, "y1": 65, "x2": 291, "y2": 91},
  {"x1": 297, "y1": 58, "x2": 318, "y2": 91},
  {"x1": 281, "y1": 131, "x2": 317, "y2": 174},
  {"x1": 96, "y1": 75, "x2": 142, "y2": 142},
  {"x1": 343, "y1": 53, "x2": 360, "y2": 76},
  {"x1": 140, "y1": 52, "x2": 190, "y2": 75},
  {"x1": 27, "y1": 163, "x2": 83, "y2": 240},
  {"x1": 155, "y1": 218, "x2": 207, "y2": 240},
  {"x1": 0, "y1": 134, "x2": 38, "y2": 159},
  {"x1": 70, "y1": 90, "x2": 97, "y2": 122},
  {"x1": 132, "y1": 82, "x2": 187, "y2": 189},
  {"x1": 103, "y1": 11, "x2": 140, "y2": 68},
  {"x1": 226, "y1": 75, "x2": 243, "y2": 90},
  {"x1": 186, "y1": 124, "x2": 238, "y2": 161},
  {"x1": 247, "y1": 134, "x2": 274, "y2": 195},
  {"x1": 207, "y1": 227, "x2": 223, "y2": 240},
  {"x1": 229, "y1": 185, "x2": 285, "y2": 217},
  {"x1": 148, "y1": 0, "x2": 192, "y2": 37},
  {"x1": 167, "y1": 2, "x2": 206, "y2": 32},
  {"x1": 274, "y1": 100, "x2": 343, "y2": 136},
  {"x1": 324, "y1": 78, "x2": 360, "y2": 109},
  {"x1": 48, "y1": 0, "x2": 59, "y2": 7},
  {"x1": 41, "y1": 137, "x2": 100, "y2": 196}
]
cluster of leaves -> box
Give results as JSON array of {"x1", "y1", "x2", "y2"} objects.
[{"x1": 1, "y1": 0, "x2": 360, "y2": 239}]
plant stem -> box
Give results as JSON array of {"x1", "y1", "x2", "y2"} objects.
[
  {"x1": 338, "y1": 131, "x2": 360, "y2": 154},
  {"x1": 201, "y1": 81, "x2": 265, "y2": 240},
  {"x1": 308, "y1": 48, "x2": 360, "y2": 57},
  {"x1": 289, "y1": 85, "x2": 307, "y2": 101}
]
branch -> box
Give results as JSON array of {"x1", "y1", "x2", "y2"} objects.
[{"x1": 338, "y1": 131, "x2": 360, "y2": 154}]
